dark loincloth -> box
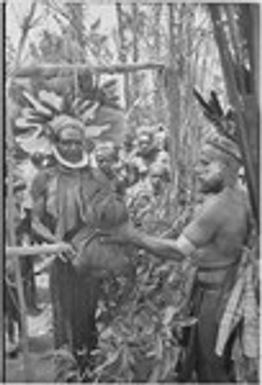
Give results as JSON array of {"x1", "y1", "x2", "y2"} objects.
[{"x1": 178, "y1": 259, "x2": 240, "y2": 383}]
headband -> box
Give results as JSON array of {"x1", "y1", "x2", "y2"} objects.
[
  {"x1": 49, "y1": 115, "x2": 85, "y2": 136},
  {"x1": 205, "y1": 135, "x2": 241, "y2": 163}
]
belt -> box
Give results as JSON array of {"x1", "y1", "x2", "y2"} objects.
[
  {"x1": 198, "y1": 258, "x2": 239, "y2": 272},
  {"x1": 197, "y1": 280, "x2": 222, "y2": 290}
]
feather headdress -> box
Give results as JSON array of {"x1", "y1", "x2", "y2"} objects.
[
  {"x1": 12, "y1": 68, "x2": 127, "y2": 157},
  {"x1": 193, "y1": 87, "x2": 242, "y2": 163}
]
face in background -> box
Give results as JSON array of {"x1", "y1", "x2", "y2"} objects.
[
  {"x1": 137, "y1": 133, "x2": 153, "y2": 157},
  {"x1": 123, "y1": 134, "x2": 134, "y2": 153},
  {"x1": 95, "y1": 143, "x2": 117, "y2": 176},
  {"x1": 149, "y1": 163, "x2": 168, "y2": 195},
  {"x1": 155, "y1": 129, "x2": 167, "y2": 151},
  {"x1": 150, "y1": 172, "x2": 164, "y2": 194},
  {"x1": 195, "y1": 145, "x2": 225, "y2": 194},
  {"x1": 56, "y1": 126, "x2": 84, "y2": 163}
]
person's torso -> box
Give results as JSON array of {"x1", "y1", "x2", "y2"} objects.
[
  {"x1": 39, "y1": 165, "x2": 111, "y2": 238},
  {"x1": 196, "y1": 187, "x2": 249, "y2": 278}
]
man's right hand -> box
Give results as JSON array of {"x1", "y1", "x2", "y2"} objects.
[{"x1": 56, "y1": 241, "x2": 77, "y2": 262}]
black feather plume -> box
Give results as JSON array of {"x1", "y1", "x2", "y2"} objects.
[
  {"x1": 193, "y1": 87, "x2": 214, "y2": 117},
  {"x1": 210, "y1": 91, "x2": 223, "y2": 117}
]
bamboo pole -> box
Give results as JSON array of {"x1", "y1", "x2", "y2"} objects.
[
  {"x1": 6, "y1": 103, "x2": 33, "y2": 381},
  {"x1": 14, "y1": 62, "x2": 165, "y2": 78},
  {"x1": 5, "y1": 1, "x2": 39, "y2": 380},
  {"x1": 6, "y1": 243, "x2": 72, "y2": 259}
]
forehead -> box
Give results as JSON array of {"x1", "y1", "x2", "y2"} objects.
[
  {"x1": 59, "y1": 126, "x2": 83, "y2": 140},
  {"x1": 150, "y1": 165, "x2": 165, "y2": 177},
  {"x1": 96, "y1": 142, "x2": 114, "y2": 154},
  {"x1": 199, "y1": 145, "x2": 221, "y2": 163},
  {"x1": 138, "y1": 133, "x2": 151, "y2": 142},
  {"x1": 150, "y1": 171, "x2": 162, "y2": 178}
]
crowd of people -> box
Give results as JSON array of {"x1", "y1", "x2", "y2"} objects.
[
  {"x1": 5, "y1": 112, "x2": 258, "y2": 383},
  {"x1": 93, "y1": 125, "x2": 173, "y2": 231},
  {"x1": 4, "y1": 121, "x2": 172, "y2": 359}
]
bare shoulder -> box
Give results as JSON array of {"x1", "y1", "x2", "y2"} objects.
[
  {"x1": 197, "y1": 193, "x2": 225, "y2": 219},
  {"x1": 190, "y1": 191, "x2": 236, "y2": 230}
]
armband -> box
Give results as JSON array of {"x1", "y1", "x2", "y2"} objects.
[{"x1": 176, "y1": 234, "x2": 196, "y2": 257}]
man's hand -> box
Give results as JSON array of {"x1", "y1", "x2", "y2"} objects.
[{"x1": 56, "y1": 241, "x2": 77, "y2": 262}]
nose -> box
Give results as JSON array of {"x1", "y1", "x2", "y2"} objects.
[
  {"x1": 194, "y1": 163, "x2": 202, "y2": 175},
  {"x1": 70, "y1": 142, "x2": 79, "y2": 149}
]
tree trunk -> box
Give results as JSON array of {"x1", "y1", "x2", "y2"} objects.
[
  {"x1": 131, "y1": 3, "x2": 140, "y2": 126},
  {"x1": 152, "y1": 4, "x2": 165, "y2": 123},
  {"x1": 66, "y1": 3, "x2": 85, "y2": 50},
  {"x1": 116, "y1": 3, "x2": 130, "y2": 109},
  {"x1": 165, "y1": 4, "x2": 181, "y2": 216}
]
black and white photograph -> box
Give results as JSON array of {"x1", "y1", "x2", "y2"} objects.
[{"x1": 3, "y1": 0, "x2": 260, "y2": 383}]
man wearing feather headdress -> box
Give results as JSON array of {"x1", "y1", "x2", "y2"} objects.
[
  {"x1": 29, "y1": 114, "x2": 101, "y2": 363},
  {"x1": 30, "y1": 112, "x2": 133, "y2": 375},
  {"x1": 11, "y1": 67, "x2": 133, "y2": 378},
  {"x1": 102, "y1": 133, "x2": 252, "y2": 382},
  {"x1": 26, "y1": 108, "x2": 130, "y2": 378}
]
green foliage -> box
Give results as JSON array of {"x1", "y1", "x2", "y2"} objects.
[{"x1": 89, "y1": 256, "x2": 195, "y2": 382}]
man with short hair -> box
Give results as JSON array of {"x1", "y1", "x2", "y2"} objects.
[{"x1": 102, "y1": 135, "x2": 250, "y2": 382}]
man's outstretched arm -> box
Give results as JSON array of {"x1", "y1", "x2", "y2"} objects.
[{"x1": 102, "y1": 223, "x2": 196, "y2": 262}]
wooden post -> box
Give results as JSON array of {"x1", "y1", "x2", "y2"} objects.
[
  {"x1": 6, "y1": 101, "x2": 34, "y2": 381},
  {"x1": 116, "y1": 3, "x2": 130, "y2": 109},
  {"x1": 165, "y1": 4, "x2": 181, "y2": 218},
  {"x1": 14, "y1": 62, "x2": 165, "y2": 78},
  {"x1": 6, "y1": 243, "x2": 73, "y2": 259},
  {"x1": 0, "y1": 5, "x2": 3, "y2": 382},
  {"x1": 5, "y1": 2, "x2": 39, "y2": 378}
]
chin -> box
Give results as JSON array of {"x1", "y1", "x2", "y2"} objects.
[
  {"x1": 62, "y1": 153, "x2": 83, "y2": 164},
  {"x1": 67, "y1": 157, "x2": 83, "y2": 164}
]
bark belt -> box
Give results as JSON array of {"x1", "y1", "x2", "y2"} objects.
[
  {"x1": 197, "y1": 259, "x2": 239, "y2": 291},
  {"x1": 198, "y1": 258, "x2": 239, "y2": 272},
  {"x1": 197, "y1": 281, "x2": 222, "y2": 290}
]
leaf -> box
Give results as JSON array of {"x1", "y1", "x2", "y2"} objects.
[
  {"x1": 210, "y1": 90, "x2": 223, "y2": 117},
  {"x1": 161, "y1": 346, "x2": 181, "y2": 381},
  {"x1": 77, "y1": 99, "x2": 95, "y2": 115},
  {"x1": 15, "y1": 117, "x2": 39, "y2": 130},
  {"x1": 163, "y1": 305, "x2": 179, "y2": 326},
  {"x1": 94, "y1": 349, "x2": 121, "y2": 374},
  {"x1": 100, "y1": 326, "x2": 114, "y2": 340},
  {"x1": 22, "y1": 90, "x2": 53, "y2": 118},
  {"x1": 90, "y1": 18, "x2": 101, "y2": 31},
  {"x1": 84, "y1": 123, "x2": 111, "y2": 138},
  {"x1": 148, "y1": 362, "x2": 162, "y2": 382},
  {"x1": 101, "y1": 79, "x2": 118, "y2": 90},
  {"x1": 81, "y1": 101, "x2": 100, "y2": 123},
  {"x1": 172, "y1": 316, "x2": 198, "y2": 328},
  {"x1": 169, "y1": 345, "x2": 181, "y2": 371},
  {"x1": 155, "y1": 334, "x2": 163, "y2": 360},
  {"x1": 16, "y1": 131, "x2": 51, "y2": 154},
  {"x1": 193, "y1": 87, "x2": 214, "y2": 117},
  {"x1": 160, "y1": 348, "x2": 172, "y2": 381},
  {"x1": 38, "y1": 90, "x2": 63, "y2": 112}
]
